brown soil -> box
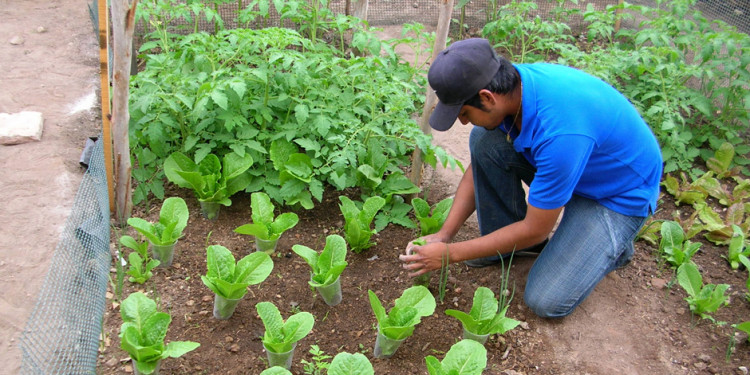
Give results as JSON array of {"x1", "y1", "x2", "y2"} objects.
[{"x1": 2, "y1": 1, "x2": 750, "y2": 375}]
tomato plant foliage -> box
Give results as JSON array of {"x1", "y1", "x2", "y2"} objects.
[{"x1": 129, "y1": 27, "x2": 459, "y2": 207}]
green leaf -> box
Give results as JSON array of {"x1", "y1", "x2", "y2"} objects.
[
  {"x1": 328, "y1": 352, "x2": 374, "y2": 375},
  {"x1": 677, "y1": 262, "x2": 702, "y2": 298},
  {"x1": 395, "y1": 285, "x2": 436, "y2": 317},
  {"x1": 234, "y1": 251, "x2": 274, "y2": 285},
  {"x1": 163, "y1": 341, "x2": 200, "y2": 358},
  {"x1": 439, "y1": 340, "x2": 487, "y2": 375}
]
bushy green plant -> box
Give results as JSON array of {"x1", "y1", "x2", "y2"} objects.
[
  {"x1": 412, "y1": 197, "x2": 453, "y2": 236},
  {"x1": 659, "y1": 220, "x2": 701, "y2": 269},
  {"x1": 129, "y1": 26, "x2": 459, "y2": 207},
  {"x1": 164, "y1": 151, "x2": 253, "y2": 208},
  {"x1": 120, "y1": 235, "x2": 160, "y2": 284}
]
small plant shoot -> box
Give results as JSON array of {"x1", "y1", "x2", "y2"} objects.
[
  {"x1": 368, "y1": 285, "x2": 436, "y2": 341},
  {"x1": 120, "y1": 235, "x2": 160, "y2": 284},
  {"x1": 201, "y1": 245, "x2": 274, "y2": 300},
  {"x1": 126, "y1": 197, "x2": 189, "y2": 246},
  {"x1": 425, "y1": 339, "x2": 487, "y2": 375},
  {"x1": 339, "y1": 195, "x2": 386, "y2": 253},
  {"x1": 659, "y1": 220, "x2": 701, "y2": 269},
  {"x1": 676, "y1": 262, "x2": 730, "y2": 321},
  {"x1": 446, "y1": 286, "x2": 521, "y2": 339},
  {"x1": 234, "y1": 192, "x2": 300, "y2": 241},
  {"x1": 412, "y1": 197, "x2": 453, "y2": 236},
  {"x1": 256, "y1": 301, "x2": 315, "y2": 353},
  {"x1": 292, "y1": 234, "x2": 348, "y2": 288},
  {"x1": 119, "y1": 292, "x2": 199, "y2": 374}
]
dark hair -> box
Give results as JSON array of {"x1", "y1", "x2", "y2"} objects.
[{"x1": 463, "y1": 56, "x2": 520, "y2": 111}]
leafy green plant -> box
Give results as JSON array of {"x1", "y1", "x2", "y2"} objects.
[
  {"x1": 723, "y1": 225, "x2": 750, "y2": 270},
  {"x1": 734, "y1": 321, "x2": 750, "y2": 342},
  {"x1": 119, "y1": 292, "x2": 200, "y2": 374},
  {"x1": 445, "y1": 287, "x2": 521, "y2": 337},
  {"x1": 412, "y1": 197, "x2": 453, "y2": 236},
  {"x1": 676, "y1": 262, "x2": 730, "y2": 321},
  {"x1": 301, "y1": 345, "x2": 331, "y2": 375},
  {"x1": 659, "y1": 220, "x2": 701, "y2": 269},
  {"x1": 329, "y1": 352, "x2": 373, "y2": 375},
  {"x1": 201, "y1": 245, "x2": 273, "y2": 300},
  {"x1": 256, "y1": 301, "x2": 315, "y2": 353},
  {"x1": 120, "y1": 235, "x2": 160, "y2": 284},
  {"x1": 260, "y1": 367, "x2": 292, "y2": 375},
  {"x1": 129, "y1": 27, "x2": 458, "y2": 207},
  {"x1": 126, "y1": 197, "x2": 189, "y2": 246},
  {"x1": 164, "y1": 151, "x2": 253, "y2": 207},
  {"x1": 339, "y1": 196, "x2": 386, "y2": 253},
  {"x1": 234, "y1": 192, "x2": 299, "y2": 241},
  {"x1": 368, "y1": 285, "x2": 436, "y2": 341},
  {"x1": 292, "y1": 234, "x2": 348, "y2": 288},
  {"x1": 425, "y1": 339, "x2": 487, "y2": 375}
]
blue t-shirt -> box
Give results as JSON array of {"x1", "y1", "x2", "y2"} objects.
[{"x1": 511, "y1": 63, "x2": 662, "y2": 217}]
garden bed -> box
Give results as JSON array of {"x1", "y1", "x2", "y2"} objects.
[{"x1": 98, "y1": 185, "x2": 750, "y2": 374}]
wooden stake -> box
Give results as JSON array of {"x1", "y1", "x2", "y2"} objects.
[
  {"x1": 408, "y1": 0, "x2": 454, "y2": 189},
  {"x1": 97, "y1": 0, "x2": 114, "y2": 212},
  {"x1": 110, "y1": 0, "x2": 138, "y2": 225}
]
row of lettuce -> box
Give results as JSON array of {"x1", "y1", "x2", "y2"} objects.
[{"x1": 116, "y1": 191, "x2": 512, "y2": 374}]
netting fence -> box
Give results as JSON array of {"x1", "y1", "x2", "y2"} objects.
[{"x1": 18, "y1": 137, "x2": 111, "y2": 374}]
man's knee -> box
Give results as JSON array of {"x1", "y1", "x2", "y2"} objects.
[{"x1": 523, "y1": 286, "x2": 576, "y2": 319}]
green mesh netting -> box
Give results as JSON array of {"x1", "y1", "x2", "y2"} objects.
[{"x1": 19, "y1": 137, "x2": 111, "y2": 374}]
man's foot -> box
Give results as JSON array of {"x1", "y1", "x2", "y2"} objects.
[{"x1": 463, "y1": 239, "x2": 549, "y2": 268}]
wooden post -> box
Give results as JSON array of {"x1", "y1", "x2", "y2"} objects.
[
  {"x1": 408, "y1": 0, "x2": 454, "y2": 188},
  {"x1": 97, "y1": 0, "x2": 114, "y2": 212},
  {"x1": 110, "y1": 0, "x2": 138, "y2": 225},
  {"x1": 352, "y1": 0, "x2": 368, "y2": 21},
  {"x1": 614, "y1": 0, "x2": 625, "y2": 33}
]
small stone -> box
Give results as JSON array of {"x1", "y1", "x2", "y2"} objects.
[
  {"x1": 454, "y1": 287, "x2": 462, "y2": 294},
  {"x1": 651, "y1": 278, "x2": 667, "y2": 289},
  {"x1": 105, "y1": 357, "x2": 118, "y2": 367},
  {"x1": 202, "y1": 295, "x2": 213, "y2": 302},
  {"x1": 36, "y1": 26, "x2": 47, "y2": 33},
  {"x1": 198, "y1": 310, "x2": 209, "y2": 315},
  {"x1": 739, "y1": 366, "x2": 748, "y2": 375},
  {"x1": 694, "y1": 362, "x2": 707, "y2": 370},
  {"x1": 225, "y1": 336, "x2": 234, "y2": 343},
  {"x1": 412, "y1": 2, "x2": 418, "y2": 7},
  {"x1": 698, "y1": 354, "x2": 711, "y2": 363},
  {"x1": 123, "y1": 364, "x2": 133, "y2": 373},
  {"x1": 186, "y1": 300, "x2": 195, "y2": 306},
  {"x1": 230, "y1": 343, "x2": 240, "y2": 352},
  {"x1": 9, "y1": 35, "x2": 24, "y2": 45},
  {"x1": 519, "y1": 322, "x2": 530, "y2": 330}
]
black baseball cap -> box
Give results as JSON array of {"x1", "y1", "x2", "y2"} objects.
[{"x1": 428, "y1": 38, "x2": 500, "y2": 131}]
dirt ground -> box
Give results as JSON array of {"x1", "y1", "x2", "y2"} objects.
[{"x1": 1, "y1": 1, "x2": 749, "y2": 375}]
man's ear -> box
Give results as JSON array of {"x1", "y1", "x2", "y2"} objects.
[{"x1": 478, "y1": 89, "x2": 496, "y2": 107}]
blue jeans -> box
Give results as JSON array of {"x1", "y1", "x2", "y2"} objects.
[{"x1": 469, "y1": 127, "x2": 647, "y2": 318}]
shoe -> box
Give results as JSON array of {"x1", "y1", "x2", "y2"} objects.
[{"x1": 463, "y1": 239, "x2": 549, "y2": 268}]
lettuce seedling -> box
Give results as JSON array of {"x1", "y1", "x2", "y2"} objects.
[
  {"x1": 425, "y1": 339, "x2": 487, "y2": 375},
  {"x1": 412, "y1": 197, "x2": 453, "y2": 236},
  {"x1": 339, "y1": 195, "x2": 386, "y2": 253},
  {"x1": 164, "y1": 151, "x2": 253, "y2": 206},
  {"x1": 445, "y1": 287, "x2": 520, "y2": 337},
  {"x1": 677, "y1": 262, "x2": 730, "y2": 320},
  {"x1": 368, "y1": 285, "x2": 436, "y2": 340},
  {"x1": 256, "y1": 301, "x2": 315, "y2": 353},
  {"x1": 120, "y1": 235, "x2": 159, "y2": 284},
  {"x1": 292, "y1": 234, "x2": 348, "y2": 288},
  {"x1": 126, "y1": 197, "x2": 189, "y2": 246},
  {"x1": 234, "y1": 192, "x2": 299, "y2": 241},
  {"x1": 329, "y1": 352, "x2": 374, "y2": 375},
  {"x1": 119, "y1": 292, "x2": 199, "y2": 374},
  {"x1": 260, "y1": 367, "x2": 292, "y2": 375},
  {"x1": 723, "y1": 225, "x2": 749, "y2": 270},
  {"x1": 201, "y1": 245, "x2": 274, "y2": 300},
  {"x1": 659, "y1": 220, "x2": 701, "y2": 269}
]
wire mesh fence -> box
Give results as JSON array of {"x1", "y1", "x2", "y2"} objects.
[{"x1": 18, "y1": 137, "x2": 111, "y2": 374}]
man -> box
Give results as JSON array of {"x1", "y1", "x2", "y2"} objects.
[{"x1": 399, "y1": 38, "x2": 662, "y2": 318}]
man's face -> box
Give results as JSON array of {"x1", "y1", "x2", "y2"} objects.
[{"x1": 456, "y1": 90, "x2": 517, "y2": 130}]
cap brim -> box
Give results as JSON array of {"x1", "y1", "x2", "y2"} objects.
[{"x1": 429, "y1": 101, "x2": 462, "y2": 131}]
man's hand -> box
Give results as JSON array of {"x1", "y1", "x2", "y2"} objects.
[{"x1": 400, "y1": 233, "x2": 451, "y2": 277}]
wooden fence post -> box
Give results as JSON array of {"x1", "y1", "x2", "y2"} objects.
[
  {"x1": 408, "y1": 0, "x2": 455, "y2": 189},
  {"x1": 110, "y1": 0, "x2": 138, "y2": 225},
  {"x1": 97, "y1": 0, "x2": 115, "y2": 213}
]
